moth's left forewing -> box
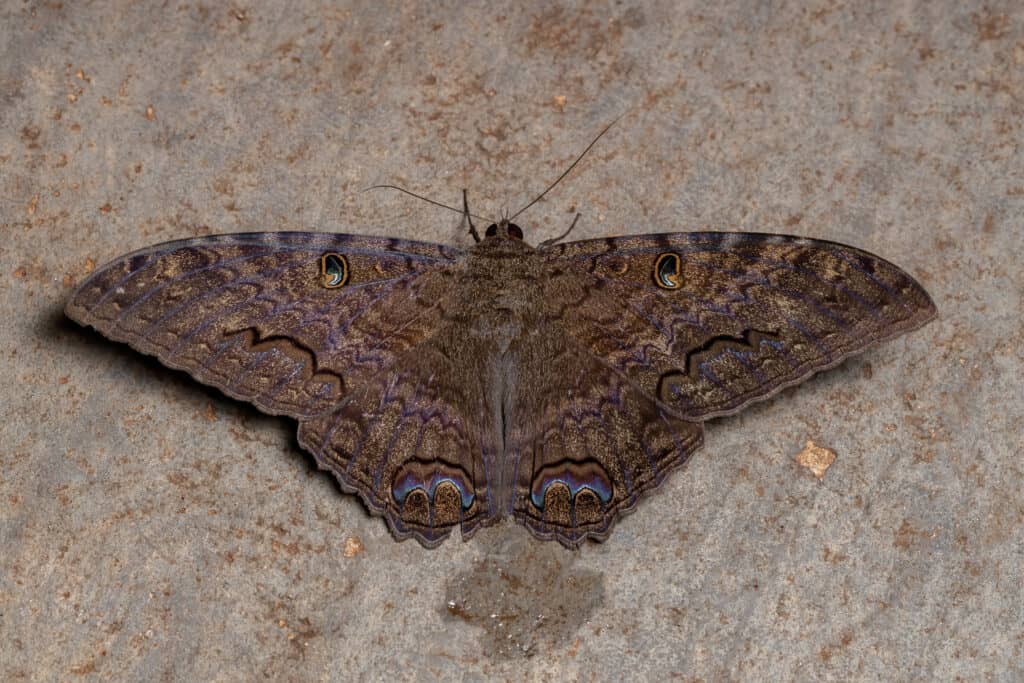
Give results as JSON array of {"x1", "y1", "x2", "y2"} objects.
[
  {"x1": 545, "y1": 232, "x2": 936, "y2": 421},
  {"x1": 66, "y1": 232, "x2": 463, "y2": 419}
]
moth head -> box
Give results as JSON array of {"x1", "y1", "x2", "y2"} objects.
[{"x1": 484, "y1": 220, "x2": 524, "y2": 240}]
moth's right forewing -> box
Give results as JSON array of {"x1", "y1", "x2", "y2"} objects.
[{"x1": 545, "y1": 232, "x2": 936, "y2": 420}]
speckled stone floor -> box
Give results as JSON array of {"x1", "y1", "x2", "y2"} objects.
[{"x1": 2, "y1": 2, "x2": 1022, "y2": 680}]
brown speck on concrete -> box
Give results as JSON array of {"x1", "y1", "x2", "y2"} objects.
[
  {"x1": 972, "y1": 10, "x2": 1010, "y2": 41},
  {"x1": 69, "y1": 659, "x2": 97, "y2": 675},
  {"x1": 795, "y1": 440, "x2": 836, "y2": 479},
  {"x1": 145, "y1": 105, "x2": 156, "y2": 120},
  {"x1": 212, "y1": 177, "x2": 235, "y2": 196},
  {"x1": 342, "y1": 535, "x2": 364, "y2": 558},
  {"x1": 893, "y1": 519, "x2": 935, "y2": 550},
  {"x1": 818, "y1": 631, "x2": 855, "y2": 663},
  {"x1": 913, "y1": 449, "x2": 937, "y2": 464},
  {"x1": 822, "y1": 547, "x2": 848, "y2": 564}
]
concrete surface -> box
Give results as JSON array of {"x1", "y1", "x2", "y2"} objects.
[{"x1": 2, "y1": 1, "x2": 1022, "y2": 680}]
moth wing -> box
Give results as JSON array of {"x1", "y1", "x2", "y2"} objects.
[
  {"x1": 544, "y1": 232, "x2": 936, "y2": 420},
  {"x1": 296, "y1": 324, "x2": 502, "y2": 548},
  {"x1": 68, "y1": 232, "x2": 502, "y2": 546},
  {"x1": 67, "y1": 232, "x2": 462, "y2": 419},
  {"x1": 505, "y1": 304, "x2": 703, "y2": 547}
]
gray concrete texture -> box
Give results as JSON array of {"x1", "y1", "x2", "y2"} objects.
[{"x1": 1, "y1": 1, "x2": 1021, "y2": 680}]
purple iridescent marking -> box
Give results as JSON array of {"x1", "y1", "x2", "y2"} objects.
[
  {"x1": 392, "y1": 470, "x2": 475, "y2": 510},
  {"x1": 530, "y1": 465, "x2": 613, "y2": 510}
]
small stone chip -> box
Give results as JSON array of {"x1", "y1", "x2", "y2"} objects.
[
  {"x1": 795, "y1": 440, "x2": 836, "y2": 479},
  {"x1": 343, "y1": 535, "x2": 364, "y2": 558}
]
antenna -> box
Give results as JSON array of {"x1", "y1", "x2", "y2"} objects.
[
  {"x1": 364, "y1": 184, "x2": 493, "y2": 223},
  {"x1": 509, "y1": 114, "x2": 624, "y2": 222}
]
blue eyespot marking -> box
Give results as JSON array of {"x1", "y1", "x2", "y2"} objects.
[
  {"x1": 654, "y1": 252, "x2": 682, "y2": 289},
  {"x1": 321, "y1": 252, "x2": 349, "y2": 288},
  {"x1": 392, "y1": 461, "x2": 475, "y2": 510},
  {"x1": 530, "y1": 460, "x2": 613, "y2": 510}
]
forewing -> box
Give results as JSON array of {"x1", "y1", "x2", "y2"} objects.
[
  {"x1": 506, "y1": 323, "x2": 704, "y2": 547},
  {"x1": 67, "y1": 232, "x2": 463, "y2": 418},
  {"x1": 545, "y1": 232, "x2": 936, "y2": 420}
]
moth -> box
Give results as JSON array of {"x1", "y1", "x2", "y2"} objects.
[{"x1": 67, "y1": 173, "x2": 935, "y2": 549}]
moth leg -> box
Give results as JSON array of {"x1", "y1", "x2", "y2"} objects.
[{"x1": 463, "y1": 189, "x2": 481, "y2": 243}]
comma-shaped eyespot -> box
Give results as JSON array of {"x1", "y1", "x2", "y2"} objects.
[
  {"x1": 320, "y1": 253, "x2": 349, "y2": 288},
  {"x1": 391, "y1": 460, "x2": 476, "y2": 528},
  {"x1": 654, "y1": 252, "x2": 682, "y2": 290}
]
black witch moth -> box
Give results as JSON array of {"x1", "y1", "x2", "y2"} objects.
[{"x1": 67, "y1": 212, "x2": 935, "y2": 548}]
